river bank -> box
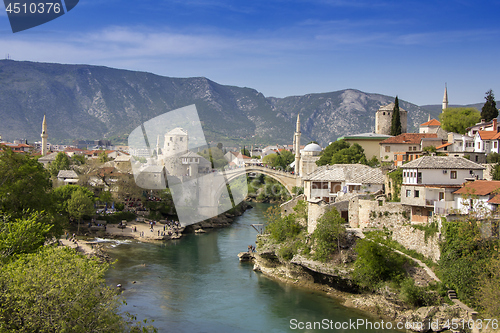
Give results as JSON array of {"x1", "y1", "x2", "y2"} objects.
[{"x1": 249, "y1": 233, "x2": 476, "y2": 333}]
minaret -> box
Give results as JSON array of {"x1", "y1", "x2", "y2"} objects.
[
  {"x1": 442, "y1": 84, "x2": 448, "y2": 111},
  {"x1": 294, "y1": 114, "x2": 301, "y2": 175},
  {"x1": 41, "y1": 114, "x2": 48, "y2": 156}
]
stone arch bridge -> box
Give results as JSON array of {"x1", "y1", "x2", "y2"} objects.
[{"x1": 222, "y1": 164, "x2": 302, "y2": 195}]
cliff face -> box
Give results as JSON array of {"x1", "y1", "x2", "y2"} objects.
[{"x1": 0, "y1": 60, "x2": 441, "y2": 145}]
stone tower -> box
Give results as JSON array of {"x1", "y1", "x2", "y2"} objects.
[
  {"x1": 162, "y1": 127, "x2": 188, "y2": 157},
  {"x1": 375, "y1": 102, "x2": 408, "y2": 135},
  {"x1": 41, "y1": 114, "x2": 48, "y2": 156},
  {"x1": 293, "y1": 114, "x2": 301, "y2": 175},
  {"x1": 442, "y1": 84, "x2": 448, "y2": 111}
]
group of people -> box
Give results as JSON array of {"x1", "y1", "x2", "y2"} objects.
[{"x1": 247, "y1": 245, "x2": 256, "y2": 252}]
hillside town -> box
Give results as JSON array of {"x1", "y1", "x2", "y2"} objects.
[
  {"x1": 1, "y1": 86, "x2": 500, "y2": 332},
  {"x1": 2, "y1": 86, "x2": 499, "y2": 230}
]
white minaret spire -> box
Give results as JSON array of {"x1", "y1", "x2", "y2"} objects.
[
  {"x1": 41, "y1": 114, "x2": 48, "y2": 156},
  {"x1": 294, "y1": 114, "x2": 301, "y2": 176},
  {"x1": 442, "y1": 83, "x2": 448, "y2": 111}
]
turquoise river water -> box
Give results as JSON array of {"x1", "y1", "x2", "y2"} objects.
[{"x1": 104, "y1": 203, "x2": 402, "y2": 333}]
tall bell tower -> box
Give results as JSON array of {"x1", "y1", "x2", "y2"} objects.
[
  {"x1": 41, "y1": 114, "x2": 48, "y2": 156},
  {"x1": 293, "y1": 114, "x2": 301, "y2": 175},
  {"x1": 442, "y1": 83, "x2": 449, "y2": 111}
]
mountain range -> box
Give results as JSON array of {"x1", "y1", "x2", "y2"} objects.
[{"x1": 0, "y1": 60, "x2": 480, "y2": 147}]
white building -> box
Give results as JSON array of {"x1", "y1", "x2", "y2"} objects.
[
  {"x1": 303, "y1": 164, "x2": 384, "y2": 203},
  {"x1": 453, "y1": 180, "x2": 500, "y2": 217},
  {"x1": 401, "y1": 156, "x2": 484, "y2": 223}
]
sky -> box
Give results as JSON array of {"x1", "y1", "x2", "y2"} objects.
[{"x1": 0, "y1": 0, "x2": 499, "y2": 105}]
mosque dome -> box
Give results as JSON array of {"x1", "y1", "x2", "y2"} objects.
[{"x1": 303, "y1": 143, "x2": 322, "y2": 152}]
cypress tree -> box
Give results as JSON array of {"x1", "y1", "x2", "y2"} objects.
[
  {"x1": 481, "y1": 89, "x2": 498, "y2": 122},
  {"x1": 390, "y1": 96, "x2": 402, "y2": 136}
]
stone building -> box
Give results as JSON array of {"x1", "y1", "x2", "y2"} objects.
[{"x1": 375, "y1": 102, "x2": 408, "y2": 135}]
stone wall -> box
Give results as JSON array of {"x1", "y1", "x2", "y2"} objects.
[
  {"x1": 352, "y1": 198, "x2": 410, "y2": 229},
  {"x1": 281, "y1": 194, "x2": 306, "y2": 216},
  {"x1": 349, "y1": 197, "x2": 441, "y2": 262},
  {"x1": 307, "y1": 199, "x2": 329, "y2": 234},
  {"x1": 391, "y1": 224, "x2": 441, "y2": 262}
]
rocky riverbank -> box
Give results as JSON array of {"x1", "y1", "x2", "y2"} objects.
[{"x1": 250, "y1": 234, "x2": 475, "y2": 333}]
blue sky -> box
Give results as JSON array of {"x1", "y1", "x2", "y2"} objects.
[{"x1": 1, "y1": 0, "x2": 499, "y2": 105}]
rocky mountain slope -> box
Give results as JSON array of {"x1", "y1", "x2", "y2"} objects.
[{"x1": 0, "y1": 60, "x2": 451, "y2": 146}]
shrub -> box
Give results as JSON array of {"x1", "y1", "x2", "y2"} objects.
[{"x1": 352, "y1": 239, "x2": 407, "y2": 290}]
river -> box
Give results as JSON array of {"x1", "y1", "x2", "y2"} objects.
[{"x1": 104, "y1": 203, "x2": 402, "y2": 332}]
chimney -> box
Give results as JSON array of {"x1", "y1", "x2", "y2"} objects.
[
  {"x1": 448, "y1": 132, "x2": 454, "y2": 144},
  {"x1": 493, "y1": 118, "x2": 498, "y2": 131}
]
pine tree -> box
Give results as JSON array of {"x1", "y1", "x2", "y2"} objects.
[
  {"x1": 390, "y1": 96, "x2": 402, "y2": 136},
  {"x1": 481, "y1": 89, "x2": 498, "y2": 122}
]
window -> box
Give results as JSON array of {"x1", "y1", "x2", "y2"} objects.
[
  {"x1": 406, "y1": 190, "x2": 411, "y2": 197},
  {"x1": 414, "y1": 190, "x2": 419, "y2": 198},
  {"x1": 450, "y1": 171, "x2": 457, "y2": 179},
  {"x1": 180, "y1": 137, "x2": 183, "y2": 141},
  {"x1": 409, "y1": 146, "x2": 413, "y2": 151},
  {"x1": 439, "y1": 192, "x2": 444, "y2": 200},
  {"x1": 495, "y1": 142, "x2": 498, "y2": 149},
  {"x1": 385, "y1": 146, "x2": 390, "y2": 152},
  {"x1": 477, "y1": 142, "x2": 480, "y2": 149}
]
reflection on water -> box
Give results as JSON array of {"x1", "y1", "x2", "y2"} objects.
[{"x1": 104, "y1": 204, "x2": 401, "y2": 333}]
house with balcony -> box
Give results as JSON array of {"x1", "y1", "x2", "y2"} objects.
[
  {"x1": 401, "y1": 156, "x2": 485, "y2": 223},
  {"x1": 303, "y1": 164, "x2": 384, "y2": 203},
  {"x1": 436, "y1": 132, "x2": 485, "y2": 163}
]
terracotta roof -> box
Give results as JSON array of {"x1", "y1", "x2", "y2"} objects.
[
  {"x1": 380, "y1": 133, "x2": 437, "y2": 145},
  {"x1": 402, "y1": 156, "x2": 485, "y2": 170},
  {"x1": 488, "y1": 194, "x2": 500, "y2": 204},
  {"x1": 420, "y1": 119, "x2": 441, "y2": 126},
  {"x1": 454, "y1": 180, "x2": 500, "y2": 196},
  {"x1": 436, "y1": 142, "x2": 452, "y2": 149},
  {"x1": 64, "y1": 147, "x2": 84, "y2": 152},
  {"x1": 478, "y1": 131, "x2": 499, "y2": 140}
]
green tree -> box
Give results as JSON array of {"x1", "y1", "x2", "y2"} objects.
[
  {"x1": 51, "y1": 185, "x2": 94, "y2": 218},
  {"x1": 0, "y1": 246, "x2": 156, "y2": 333},
  {"x1": 49, "y1": 152, "x2": 71, "y2": 177},
  {"x1": 439, "y1": 107, "x2": 481, "y2": 134},
  {"x1": 71, "y1": 154, "x2": 86, "y2": 166},
  {"x1": 390, "y1": 96, "x2": 402, "y2": 136},
  {"x1": 99, "y1": 151, "x2": 110, "y2": 163},
  {"x1": 311, "y1": 208, "x2": 346, "y2": 261},
  {"x1": 273, "y1": 150, "x2": 295, "y2": 170},
  {"x1": 439, "y1": 217, "x2": 496, "y2": 304},
  {"x1": 67, "y1": 188, "x2": 95, "y2": 233},
  {"x1": 481, "y1": 89, "x2": 498, "y2": 122},
  {"x1": 486, "y1": 152, "x2": 500, "y2": 164},
  {"x1": 476, "y1": 255, "x2": 500, "y2": 317},
  {"x1": 352, "y1": 239, "x2": 407, "y2": 290},
  {"x1": 99, "y1": 190, "x2": 113, "y2": 206},
  {"x1": 0, "y1": 212, "x2": 52, "y2": 261},
  {"x1": 0, "y1": 146, "x2": 52, "y2": 218},
  {"x1": 262, "y1": 153, "x2": 278, "y2": 166},
  {"x1": 330, "y1": 143, "x2": 366, "y2": 164},
  {"x1": 316, "y1": 140, "x2": 351, "y2": 166},
  {"x1": 241, "y1": 146, "x2": 251, "y2": 157},
  {"x1": 199, "y1": 147, "x2": 227, "y2": 169},
  {"x1": 491, "y1": 163, "x2": 500, "y2": 180}
]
